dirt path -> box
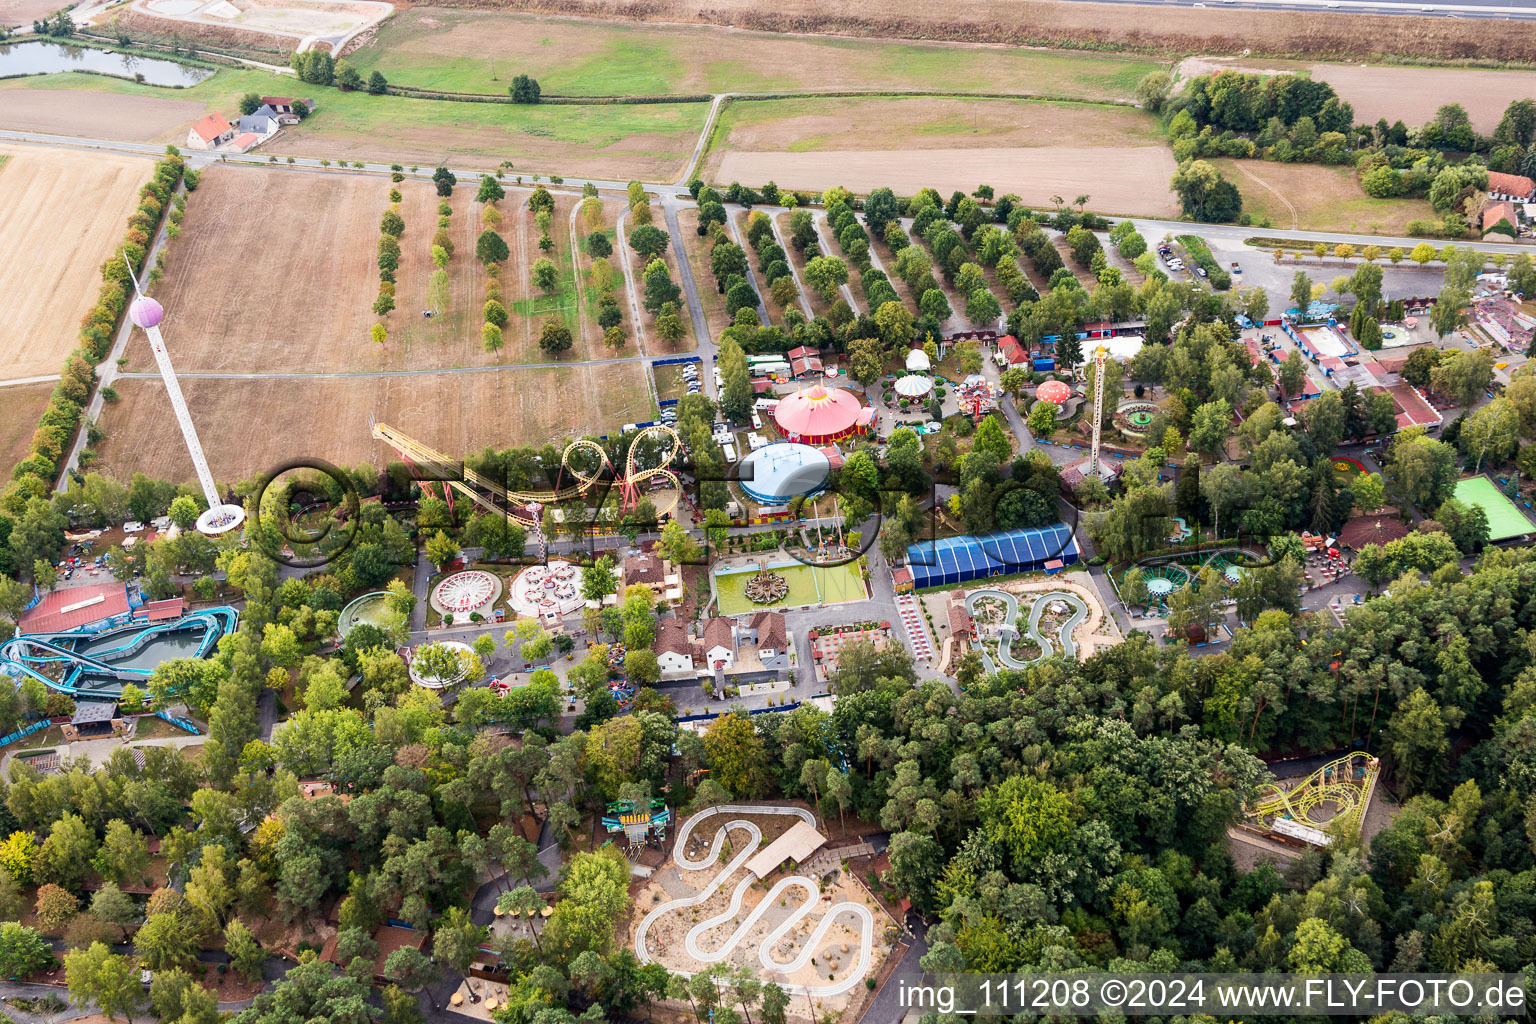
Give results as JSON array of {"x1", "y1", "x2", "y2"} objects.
[{"x1": 1229, "y1": 160, "x2": 1299, "y2": 231}]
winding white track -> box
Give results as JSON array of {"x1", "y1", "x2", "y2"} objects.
[{"x1": 635, "y1": 805, "x2": 877, "y2": 997}]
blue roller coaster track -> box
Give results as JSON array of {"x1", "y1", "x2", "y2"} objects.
[{"x1": 0, "y1": 606, "x2": 239, "y2": 698}]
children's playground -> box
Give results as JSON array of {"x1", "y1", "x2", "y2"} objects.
[
  {"x1": 713, "y1": 559, "x2": 866, "y2": 616},
  {"x1": 0, "y1": 607, "x2": 238, "y2": 697},
  {"x1": 1114, "y1": 547, "x2": 1266, "y2": 617},
  {"x1": 633, "y1": 804, "x2": 894, "y2": 1005}
]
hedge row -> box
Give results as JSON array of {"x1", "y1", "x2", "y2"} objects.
[
  {"x1": 1177, "y1": 234, "x2": 1232, "y2": 290},
  {"x1": 8, "y1": 150, "x2": 187, "y2": 498}
]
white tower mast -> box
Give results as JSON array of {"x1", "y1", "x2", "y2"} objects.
[
  {"x1": 124, "y1": 258, "x2": 245, "y2": 536},
  {"x1": 1090, "y1": 345, "x2": 1107, "y2": 482}
]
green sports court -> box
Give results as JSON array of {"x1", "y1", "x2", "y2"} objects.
[{"x1": 1454, "y1": 476, "x2": 1534, "y2": 542}]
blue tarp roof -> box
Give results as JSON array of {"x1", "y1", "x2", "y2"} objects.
[{"x1": 905, "y1": 524, "x2": 1080, "y2": 588}]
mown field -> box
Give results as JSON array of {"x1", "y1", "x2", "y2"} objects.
[
  {"x1": 0, "y1": 69, "x2": 708, "y2": 179},
  {"x1": 1212, "y1": 159, "x2": 1438, "y2": 235},
  {"x1": 701, "y1": 95, "x2": 1163, "y2": 178},
  {"x1": 343, "y1": 8, "x2": 1164, "y2": 100}
]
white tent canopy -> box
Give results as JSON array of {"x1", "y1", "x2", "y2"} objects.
[{"x1": 905, "y1": 348, "x2": 931, "y2": 372}]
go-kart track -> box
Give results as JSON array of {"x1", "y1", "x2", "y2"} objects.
[{"x1": 635, "y1": 805, "x2": 876, "y2": 997}]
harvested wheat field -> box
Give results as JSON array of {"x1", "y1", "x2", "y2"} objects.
[
  {"x1": 1310, "y1": 65, "x2": 1536, "y2": 134},
  {"x1": 1213, "y1": 158, "x2": 1436, "y2": 234},
  {"x1": 703, "y1": 96, "x2": 1163, "y2": 180},
  {"x1": 0, "y1": 89, "x2": 205, "y2": 141},
  {"x1": 0, "y1": 383, "x2": 54, "y2": 476},
  {"x1": 0, "y1": 145, "x2": 153, "y2": 380},
  {"x1": 126, "y1": 166, "x2": 536, "y2": 374},
  {"x1": 93, "y1": 363, "x2": 654, "y2": 484},
  {"x1": 718, "y1": 147, "x2": 1179, "y2": 217},
  {"x1": 0, "y1": 0, "x2": 73, "y2": 26},
  {"x1": 431, "y1": 0, "x2": 1536, "y2": 62}
]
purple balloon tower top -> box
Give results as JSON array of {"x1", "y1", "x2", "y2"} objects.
[{"x1": 128, "y1": 296, "x2": 165, "y2": 330}]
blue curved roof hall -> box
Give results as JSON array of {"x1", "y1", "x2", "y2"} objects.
[{"x1": 905, "y1": 524, "x2": 1079, "y2": 588}]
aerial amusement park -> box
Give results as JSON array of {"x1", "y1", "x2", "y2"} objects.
[{"x1": 1, "y1": 280, "x2": 246, "y2": 717}]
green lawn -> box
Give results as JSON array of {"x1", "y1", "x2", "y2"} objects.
[
  {"x1": 341, "y1": 9, "x2": 1164, "y2": 101},
  {"x1": 714, "y1": 561, "x2": 866, "y2": 615},
  {"x1": 0, "y1": 69, "x2": 708, "y2": 177},
  {"x1": 515, "y1": 257, "x2": 580, "y2": 350}
]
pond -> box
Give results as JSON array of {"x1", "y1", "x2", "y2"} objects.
[{"x1": 0, "y1": 41, "x2": 213, "y2": 86}]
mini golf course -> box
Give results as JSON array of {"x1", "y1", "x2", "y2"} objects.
[
  {"x1": 634, "y1": 804, "x2": 876, "y2": 997},
  {"x1": 964, "y1": 588, "x2": 1090, "y2": 672}
]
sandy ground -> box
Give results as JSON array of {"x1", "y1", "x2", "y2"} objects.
[
  {"x1": 0, "y1": 382, "x2": 54, "y2": 476},
  {"x1": 0, "y1": 89, "x2": 205, "y2": 142},
  {"x1": 0, "y1": 0, "x2": 70, "y2": 25},
  {"x1": 1311, "y1": 64, "x2": 1536, "y2": 134},
  {"x1": 0, "y1": 145, "x2": 154, "y2": 379},
  {"x1": 717, "y1": 147, "x2": 1179, "y2": 217},
  {"x1": 92, "y1": 363, "x2": 655, "y2": 485},
  {"x1": 633, "y1": 812, "x2": 895, "y2": 1009}
]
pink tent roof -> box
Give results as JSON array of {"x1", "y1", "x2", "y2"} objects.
[{"x1": 774, "y1": 384, "x2": 863, "y2": 439}]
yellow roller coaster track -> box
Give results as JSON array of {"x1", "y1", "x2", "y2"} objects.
[
  {"x1": 369, "y1": 420, "x2": 684, "y2": 519},
  {"x1": 1249, "y1": 752, "x2": 1380, "y2": 840}
]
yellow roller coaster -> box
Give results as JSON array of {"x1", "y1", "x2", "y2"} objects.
[
  {"x1": 1246, "y1": 752, "x2": 1380, "y2": 848},
  {"x1": 369, "y1": 420, "x2": 685, "y2": 521}
]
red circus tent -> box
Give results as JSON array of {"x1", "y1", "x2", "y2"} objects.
[{"x1": 773, "y1": 384, "x2": 868, "y2": 444}]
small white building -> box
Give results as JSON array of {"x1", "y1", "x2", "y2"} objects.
[
  {"x1": 186, "y1": 114, "x2": 234, "y2": 151},
  {"x1": 655, "y1": 620, "x2": 696, "y2": 677},
  {"x1": 700, "y1": 617, "x2": 735, "y2": 671}
]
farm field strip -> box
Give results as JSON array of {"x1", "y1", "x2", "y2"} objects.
[
  {"x1": 719, "y1": 147, "x2": 1180, "y2": 217},
  {"x1": 701, "y1": 95, "x2": 1165, "y2": 180},
  {"x1": 92, "y1": 363, "x2": 656, "y2": 485},
  {"x1": 343, "y1": 8, "x2": 1165, "y2": 101},
  {"x1": 0, "y1": 145, "x2": 153, "y2": 380}
]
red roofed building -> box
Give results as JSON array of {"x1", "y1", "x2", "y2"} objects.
[
  {"x1": 998, "y1": 335, "x2": 1029, "y2": 368},
  {"x1": 1383, "y1": 382, "x2": 1441, "y2": 431},
  {"x1": 1482, "y1": 200, "x2": 1519, "y2": 236},
  {"x1": 19, "y1": 583, "x2": 133, "y2": 635},
  {"x1": 185, "y1": 114, "x2": 234, "y2": 151},
  {"x1": 136, "y1": 598, "x2": 184, "y2": 622},
  {"x1": 1489, "y1": 171, "x2": 1536, "y2": 201}
]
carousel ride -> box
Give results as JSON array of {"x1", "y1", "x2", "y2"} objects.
[
  {"x1": 743, "y1": 566, "x2": 791, "y2": 604},
  {"x1": 508, "y1": 560, "x2": 583, "y2": 621}
]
